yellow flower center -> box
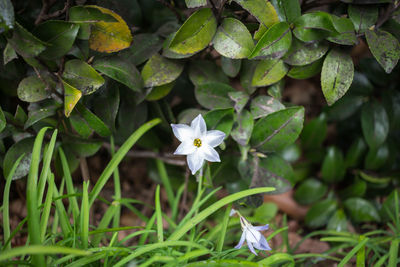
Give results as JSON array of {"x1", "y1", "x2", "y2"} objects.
[{"x1": 193, "y1": 138, "x2": 202, "y2": 148}]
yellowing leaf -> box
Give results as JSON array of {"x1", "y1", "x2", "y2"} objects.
[
  {"x1": 88, "y1": 6, "x2": 133, "y2": 53},
  {"x1": 63, "y1": 80, "x2": 82, "y2": 117}
]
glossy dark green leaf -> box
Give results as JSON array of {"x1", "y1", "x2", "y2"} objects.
[
  {"x1": 321, "y1": 49, "x2": 354, "y2": 106},
  {"x1": 339, "y1": 179, "x2": 367, "y2": 199},
  {"x1": 294, "y1": 178, "x2": 328, "y2": 205},
  {"x1": 14, "y1": 105, "x2": 27, "y2": 126},
  {"x1": 0, "y1": 0, "x2": 14, "y2": 33},
  {"x1": 279, "y1": 143, "x2": 301, "y2": 163},
  {"x1": 7, "y1": 22, "x2": 47, "y2": 57},
  {"x1": 233, "y1": 0, "x2": 279, "y2": 27},
  {"x1": 185, "y1": 0, "x2": 207, "y2": 8},
  {"x1": 361, "y1": 101, "x2": 389, "y2": 150},
  {"x1": 327, "y1": 209, "x2": 348, "y2": 232},
  {"x1": 162, "y1": 33, "x2": 194, "y2": 59},
  {"x1": 231, "y1": 110, "x2": 254, "y2": 146},
  {"x1": 287, "y1": 57, "x2": 323, "y2": 79},
  {"x1": 120, "y1": 33, "x2": 163, "y2": 65},
  {"x1": 276, "y1": 0, "x2": 301, "y2": 23},
  {"x1": 364, "y1": 143, "x2": 389, "y2": 170},
  {"x1": 251, "y1": 59, "x2": 288, "y2": 87},
  {"x1": 253, "y1": 202, "x2": 278, "y2": 223},
  {"x1": 221, "y1": 57, "x2": 241, "y2": 78},
  {"x1": 63, "y1": 136, "x2": 102, "y2": 157},
  {"x1": 365, "y1": 29, "x2": 400, "y2": 73},
  {"x1": 213, "y1": 18, "x2": 254, "y2": 59},
  {"x1": 348, "y1": 5, "x2": 378, "y2": 33},
  {"x1": 345, "y1": 137, "x2": 367, "y2": 168},
  {"x1": 240, "y1": 60, "x2": 258, "y2": 94},
  {"x1": 293, "y1": 12, "x2": 337, "y2": 42},
  {"x1": 383, "y1": 89, "x2": 400, "y2": 131},
  {"x1": 141, "y1": 53, "x2": 183, "y2": 87},
  {"x1": 327, "y1": 94, "x2": 363, "y2": 121},
  {"x1": 195, "y1": 82, "x2": 235, "y2": 109},
  {"x1": 69, "y1": 5, "x2": 118, "y2": 23},
  {"x1": 284, "y1": 39, "x2": 329, "y2": 66},
  {"x1": 24, "y1": 105, "x2": 57, "y2": 129},
  {"x1": 3, "y1": 137, "x2": 35, "y2": 180},
  {"x1": 326, "y1": 16, "x2": 357, "y2": 45},
  {"x1": 249, "y1": 22, "x2": 292, "y2": 60},
  {"x1": 75, "y1": 103, "x2": 111, "y2": 137},
  {"x1": 203, "y1": 108, "x2": 234, "y2": 136},
  {"x1": 146, "y1": 81, "x2": 175, "y2": 101},
  {"x1": 169, "y1": 8, "x2": 217, "y2": 55},
  {"x1": 344, "y1": 198, "x2": 380, "y2": 223},
  {"x1": 380, "y1": 190, "x2": 400, "y2": 222},
  {"x1": 349, "y1": 72, "x2": 374, "y2": 96},
  {"x1": 300, "y1": 113, "x2": 327, "y2": 149},
  {"x1": 69, "y1": 114, "x2": 93, "y2": 138},
  {"x1": 267, "y1": 80, "x2": 284, "y2": 100},
  {"x1": 0, "y1": 106, "x2": 5, "y2": 133},
  {"x1": 93, "y1": 55, "x2": 143, "y2": 92},
  {"x1": 92, "y1": 82, "x2": 120, "y2": 131},
  {"x1": 321, "y1": 146, "x2": 346, "y2": 183},
  {"x1": 228, "y1": 91, "x2": 249, "y2": 113},
  {"x1": 250, "y1": 95, "x2": 285, "y2": 119},
  {"x1": 251, "y1": 106, "x2": 304, "y2": 152},
  {"x1": 305, "y1": 199, "x2": 337, "y2": 228},
  {"x1": 33, "y1": 21, "x2": 79, "y2": 59},
  {"x1": 359, "y1": 57, "x2": 392, "y2": 86},
  {"x1": 62, "y1": 59, "x2": 105, "y2": 95},
  {"x1": 17, "y1": 75, "x2": 52, "y2": 103},
  {"x1": 3, "y1": 43, "x2": 17, "y2": 64},
  {"x1": 189, "y1": 60, "x2": 229, "y2": 86},
  {"x1": 178, "y1": 108, "x2": 206, "y2": 124}
]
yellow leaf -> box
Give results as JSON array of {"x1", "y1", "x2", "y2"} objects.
[
  {"x1": 63, "y1": 80, "x2": 82, "y2": 117},
  {"x1": 88, "y1": 6, "x2": 133, "y2": 53}
]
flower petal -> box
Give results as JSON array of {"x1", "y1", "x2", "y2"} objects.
[
  {"x1": 187, "y1": 151, "x2": 204, "y2": 175},
  {"x1": 171, "y1": 124, "x2": 194, "y2": 142},
  {"x1": 247, "y1": 240, "x2": 258, "y2": 256},
  {"x1": 234, "y1": 232, "x2": 246, "y2": 249},
  {"x1": 174, "y1": 141, "x2": 196, "y2": 155},
  {"x1": 253, "y1": 224, "x2": 269, "y2": 231},
  {"x1": 256, "y1": 236, "x2": 271, "y2": 251},
  {"x1": 191, "y1": 114, "x2": 207, "y2": 137},
  {"x1": 230, "y1": 209, "x2": 237, "y2": 217},
  {"x1": 245, "y1": 226, "x2": 262, "y2": 243},
  {"x1": 204, "y1": 130, "x2": 225, "y2": 147},
  {"x1": 199, "y1": 145, "x2": 220, "y2": 162}
]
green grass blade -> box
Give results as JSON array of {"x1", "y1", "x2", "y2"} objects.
[
  {"x1": 168, "y1": 187, "x2": 275, "y2": 241},
  {"x1": 118, "y1": 230, "x2": 156, "y2": 245},
  {"x1": 217, "y1": 203, "x2": 232, "y2": 253},
  {"x1": 110, "y1": 136, "x2": 121, "y2": 228},
  {"x1": 40, "y1": 173, "x2": 54, "y2": 242},
  {"x1": 139, "y1": 214, "x2": 156, "y2": 246},
  {"x1": 155, "y1": 159, "x2": 174, "y2": 208},
  {"x1": 26, "y1": 127, "x2": 49, "y2": 266},
  {"x1": 338, "y1": 237, "x2": 369, "y2": 267},
  {"x1": 2, "y1": 218, "x2": 27, "y2": 250},
  {"x1": 155, "y1": 185, "x2": 164, "y2": 242},
  {"x1": 388, "y1": 239, "x2": 399, "y2": 267},
  {"x1": 91, "y1": 201, "x2": 119, "y2": 246},
  {"x1": 51, "y1": 178, "x2": 73, "y2": 237},
  {"x1": 172, "y1": 184, "x2": 185, "y2": 221},
  {"x1": 37, "y1": 129, "x2": 57, "y2": 204},
  {"x1": 374, "y1": 253, "x2": 389, "y2": 267},
  {"x1": 356, "y1": 236, "x2": 366, "y2": 267},
  {"x1": 81, "y1": 181, "x2": 90, "y2": 249},
  {"x1": 89, "y1": 118, "x2": 161, "y2": 206},
  {"x1": 2, "y1": 154, "x2": 25, "y2": 250},
  {"x1": 258, "y1": 253, "x2": 295, "y2": 266},
  {"x1": 139, "y1": 255, "x2": 174, "y2": 267},
  {"x1": 64, "y1": 252, "x2": 105, "y2": 267}
]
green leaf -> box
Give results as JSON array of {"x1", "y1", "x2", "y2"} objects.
[
  {"x1": 339, "y1": 179, "x2": 367, "y2": 199},
  {"x1": 3, "y1": 137, "x2": 35, "y2": 180},
  {"x1": 221, "y1": 57, "x2": 241, "y2": 78},
  {"x1": 69, "y1": 114, "x2": 93, "y2": 138},
  {"x1": 321, "y1": 49, "x2": 354, "y2": 105},
  {"x1": 361, "y1": 101, "x2": 389, "y2": 150},
  {"x1": 63, "y1": 80, "x2": 82, "y2": 117},
  {"x1": 251, "y1": 106, "x2": 304, "y2": 152},
  {"x1": 251, "y1": 59, "x2": 288, "y2": 87},
  {"x1": 120, "y1": 33, "x2": 163, "y2": 65},
  {"x1": 75, "y1": 103, "x2": 111, "y2": 137},
  {"x1": 294, "y1": 178, "x2": 328, "y2": 205},
  {"x1": 63, "y1": 136, "x2": 102, "y2": 157},
  {"x1": 326, "y1": 16, "x2": 357, "y2": 45},
  {"x1": 344, "y1": 198, "x2": 380, "y2": 223},
  {"x1": 305, "y1": 199, "x2": 337, "y2": 228},
  {"x1": 233, "y1": 0, "x2": 279, "y2": 28},
  {"x1": 91, "y1": 82, "x2": 119, "y2": 131},
  {"x1": 33, "y1": 21, "x2": 79, "y2": 59},
  {"x1": 146, "y1": 81, "x2": 174, "y2": 101},
  {"x1": 17, "y1": 76, "x2": 52, "y2": 103},
  {"x1": 7, "y1": 22, "x2": 47, "y2": 57},
  {"x1": 341, "y1": 0, "x2": 392, "y2": 4},
  {"x1": 141, "y1": 53, "x2": 183, "y2": 87},
  {"x1": 380, "y1": 190, "x2": 400, "y2": 222},
  {"x1": 358, "y1": 170, "x2": 391, "y2": 185},
  {"x1": 327, "y1": 209, "x2": 348, "y2": 232},
  {"x1": 287, "y1": 58, "x2": 324, "y2": 79},
  {"x1": 284, "y1": 39, "x2": 329, "y2": 66},
  {"x1": 3, "y1": 43, "x2": 17, "y2": 65},
  {"x1": 169, "y1": 8, "x2": 217, "y2": 55},
  {"x1": 364, "y1": 143, "x2": 389, "y2": 170},
  {"x1": 24, "y1": 105, "x2": 57, "y2": 129},
  {"x1": 69, "y1": 5, "x2": 118, "y2": 23},
  {"x1": 293, "y1": 12, "x2": 337, "y2": 42},
  {"x1": 365, "y1": 29, "x2": 400, "y2": 73},
  {"x1": 162, "y1": 33, "x2": 195, "y2": 59},
  {"x1": 204, "y1": 108, "x2": 234, "y2": 136},
  {"x1": 383, "y1": 89, "x2": 400, "y2": 131},
  {"x1": 0, "y1": 0, "x2": 14, "y2": 33},
  {"x1": 189, "y1": 60, "x2": 229, "y2": 86},
  {"x1": 350, "y1": 72, "x2": 374, "y2": 96},
  {"x1": 212, "y1": 18, "x2": 254, "y2": 59},
  {"x1": 345, "y1": 137, "x2": 367, "y2": 168},
  {"x1": 231, "y1": 110, "x2": 254, "y2": 146},
  {"x1": 348, "y1": 5, "x2": 378, "y2": 33},
  {"x1": 321, "y1": 146, "x2": 346, "y2": 183},
  {"x1": 327, "y1": 94, "x2": 364, "y2": 121},
  {"x1": 250, "y1": 95, "x2": 285, "y2": 119},
  {"x1": 300, "y1": 113, "x2": 327, "y2": 149},
  {"x1": 276, "y1": 0, "x2": 301, "y2": 23},
  {"x1": 93, "y1": 55, "x2": 143, "y2": 92},
  {"x1": 62, "y1": 59, "x2": 105, "y2": 95},
  {"x1": 0, "y1": 106, "x2": 5, "y2": 133},
  {"x1": 240, "y1": 60, "x2": 257, "y2": 94},
  {"x1": 253, "y1": 202, "x2": 278, "y2": 223},
  {"x1": 228, "y1": 91, "x2": 249, "y2": 113},
  {"x1": 195, "y1": 82, "x2": 235, "y2": 109},
  {"x1": 185, "y1": 0, "x2": 207, "y2": 8},
  {"x1": 249, "y1": 22, "x2": 292, "y2": 60}
]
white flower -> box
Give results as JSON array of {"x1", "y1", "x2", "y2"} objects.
[
  {"x1": 171, "y1": 114, "x2": 225, "y2": 175},
  {"x1": 234, "y1": 213, "x2": 271, "y2": 255}
]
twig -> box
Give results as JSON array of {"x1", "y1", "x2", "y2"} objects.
[
  {"x1": 80, "y1": 157, "x2": 90, "y2": 182},
  {"x1": 35, "y1": 0, "x2": 71, "y2": 25},
  {"x1": 302, "y1": 0, "x2": 340, "y2": 11},
  {"x1": 217, "y1": 0, "x2": 228, "y2": 21},
  {"x1": 376, "y1": 2, "x2": 399, "y2": 29},
  {"x1": 157, "y1": 0, "x2": 182, "y2": 22}
]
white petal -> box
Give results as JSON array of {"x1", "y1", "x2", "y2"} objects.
[
  {"x1": 199, "y1": 145, "x2": 220, "y2": 162},
  {"x1": 204, "y1": 130, "x2": 225, "y2": 147},
  {"x1": 187, "y1": 152, "x2": 204, "y2": 175},
  {"x1": 245, "y1": 226, "x2": 262, "y2": 243},
  {"x1": 229, "y1": 209, "x2": 237, "y2": 217},
  {"x1": 171, "y1": 124, "x2": 194, "y2": 142},
  {"x1": 191, "y1": 114, "x2": 207, "y2": 137},
  {"x1": 174, "y1": 141, "x2": 196, "y2": 155}
]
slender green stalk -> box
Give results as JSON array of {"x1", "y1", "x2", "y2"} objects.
[
  {"x1": 155, "y1": 159, "x2": 174, "y2": 208},
  {"x1": 139, "y1": 214, "x2": 156, "y2": 246},
  {"x1": 26, "y1": 127, "x2": 49, "y2": 266},
  {"x1": 89, "y1": 118, "x2": 161, "y2": 206},
  {"x1": 91, "y1": 201, "x2": 119, "y2": 246},
  {"x1": 356, "y1": 236, "x2": 366, "y2": 267},
  {"x1": 2, "y1": 154, "x2": 25, "y2": 250},
  {"x1": 155, "y1": 185, "x2": 164, "y2": 242},
  {"x1": 81, "y1": 181, "x2": 90, "y2": 249},
  {"x1": 40, "y1": 173, "x2": 54, "y2": 242},
  {"x1": 51, "y1": 178, "x2": 73, "y2": 237},
  {"x1": 388, "y1": 239, "x2": 399, "y2": 267},
  {"x1": 172, "y1": 184, "x2": 185, "y2": 221},
  {"x1": 217, "y1": 203, "x2": 232, "y2": 253},
  {"x1": 119, "y1": 230, "x2": 156, "y2": 245},
  {"x1": 338, "y1": 237, "x2": 369, "y2": 267},
  {"x1": 110, "y1": 136, "x2": 121, "y2": 228},
  {"x1": 138, "y1": 255, "x2": 174, "y2": 267}
]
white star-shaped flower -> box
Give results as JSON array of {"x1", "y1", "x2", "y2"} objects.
[{"x1": 171, "y1": 114, "x2": 225, "y2": 175}]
